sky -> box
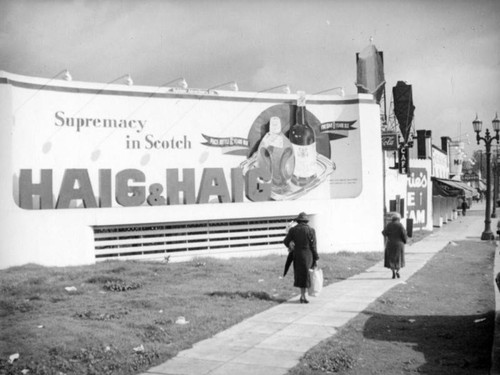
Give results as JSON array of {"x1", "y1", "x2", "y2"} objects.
[{"x1": 1, "y1": 0, "x2": 499, "y2": 159}]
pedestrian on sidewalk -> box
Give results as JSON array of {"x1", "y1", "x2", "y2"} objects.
[
  {"x1": 461, "y1": 197, "x2": 468, "y2": 216},
  {"x1": 382, "y1": 212, "x2": 408, "y2": 279},
  {"x1": 284, "y1": 212, "x2": 319, "y2": 303}
]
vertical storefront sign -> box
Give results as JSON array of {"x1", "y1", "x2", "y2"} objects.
[
  {"x1": 449, "y1": 141, "x2": 465, "y2": 177},
  {"x1": 381, "y1": 132, "x2": 398, "y2": 151},
  {"x1": 407, "y1": 167, "x2": 428, "y2": 229},
  {"x1": 398, "y1": 146, "x2": 409, "y2": 174}
]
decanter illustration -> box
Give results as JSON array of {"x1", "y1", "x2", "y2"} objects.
[{"x1": 256, "y1": 116, "x2": 295, "y2": 194}]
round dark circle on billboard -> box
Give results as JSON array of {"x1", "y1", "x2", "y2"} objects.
[{"x1": 246, "y1": 104, "x2": 331, "y2": 159}]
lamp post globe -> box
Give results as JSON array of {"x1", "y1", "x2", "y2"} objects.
[{"x1": 493, "y1": 113, "x2": 500, "y2": 132}]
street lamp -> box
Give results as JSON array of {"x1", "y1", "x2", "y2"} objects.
[{"x1": 473, "y1": 113, "x2": 500, "y2": 240}]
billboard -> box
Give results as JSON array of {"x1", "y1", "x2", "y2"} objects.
[
  {"x1": 1, "y1": 71, "x2": 385, "y2": 268},
  {"x1": 9, "y1": 75, "x2": 363, "y2": 210}
]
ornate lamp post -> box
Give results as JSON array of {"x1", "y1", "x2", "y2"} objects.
[
  {"x1": 492, "y1": 148, "x2": 500, "y2": 218},
  {"x1": 473, "y1": 113, "x2": 500, "y2": 240}
]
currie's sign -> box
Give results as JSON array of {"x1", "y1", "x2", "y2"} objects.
[{"x1": 407, "y1": 167, "x2": 428, "y2": 229}]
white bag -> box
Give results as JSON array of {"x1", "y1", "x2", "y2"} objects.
[{"x1": 308, "y1": 267, "x2": 323, "y2": 297}]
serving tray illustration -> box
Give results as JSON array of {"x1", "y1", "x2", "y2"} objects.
[{"x1": 240, "y1": 153, "x2": 336, "y2": 201}]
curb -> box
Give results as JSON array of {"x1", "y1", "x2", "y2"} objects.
[{"x1": 491, "y1": 239, "x2": 500, "y2": 375}]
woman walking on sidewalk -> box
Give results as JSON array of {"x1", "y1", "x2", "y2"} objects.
[
  {"x1": 284, "y1": 212, "x2": 319, "y2": 303},
  {"x1": 382, "y1": 212, "x2": 408, "y2": 279},
  {"x1": 461, "y1": 198, "x2": 468, "y2": 216}
]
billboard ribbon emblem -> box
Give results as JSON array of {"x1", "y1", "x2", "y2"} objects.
[
  {"x1": 319, "y1": 120, "x2": 357, "y2": 140},
  {"x1": 201, "y1": 134, "x2": 249, "y2": 156}
]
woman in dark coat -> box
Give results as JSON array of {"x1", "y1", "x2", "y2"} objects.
[
  {"x1": 382, "y1": 212, "x2": 408, "y2": 279},
  {"x1": 284, "y1": 212, "x2": 319, "y2": 303},
  {"x1": 461, "y1": 198, "x2": 468, "y2": 216}
]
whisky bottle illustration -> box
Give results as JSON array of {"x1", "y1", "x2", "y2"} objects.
[
  {"x1": 290, "y1": 91, "x2": 317, "y2": 186},
  {"x1": 256, "y1": 116, "x2": 295, "y2": 194}
]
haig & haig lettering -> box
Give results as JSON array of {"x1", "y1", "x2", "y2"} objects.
[{"x1": 17, "y1": 167, "x2": 272, "y2": 210}]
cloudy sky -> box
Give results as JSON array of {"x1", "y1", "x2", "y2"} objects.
[{"x1": 1, "y1": 0, "x2": 499, "y2": 156}]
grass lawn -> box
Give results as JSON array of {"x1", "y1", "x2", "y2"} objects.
[
  {"x1": 288, "y1": 238, "x2": 495, "y2": 374},
  {"x1": 0, "y1": 250, "x2": 382, "y2": 375}
]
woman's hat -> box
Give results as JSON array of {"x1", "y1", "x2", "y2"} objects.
[
  {"x1": 391, "y1": 212, "x2": 401, "y2": 221},
  {"x1": 295, "y1": 212, "x2": 309, "y2": 222}
]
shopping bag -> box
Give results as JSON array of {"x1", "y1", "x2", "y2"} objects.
[{"x1": 308, "y1": 267, "x2": 323, "y2": 297}]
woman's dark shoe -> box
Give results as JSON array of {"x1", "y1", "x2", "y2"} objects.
[
  {"x1": 300, "y1": 297, "x2": 309, "y2": 304},
  {"x1": 396, "y1": 271, "x2": 400, "y2": 278},
  {"x1": 392, "y1": 270, "x2": 396, "y2": 279}
]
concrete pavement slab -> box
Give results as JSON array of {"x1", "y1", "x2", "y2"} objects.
[
  {"x1": 214, "y1": 320, "x2": 287, "y2": 337},
  {"x1": 258, "y1": 302, "x2": 320, "y2": 315},
  {"x1": 233, "y1": 321, "x2": 289, "y2": 335},
  {"x1": 177, "y1": 342, "x2": 249, "y2": 362},
  {"x1": 208, "y1": 362, "x2": 287, "y2": 375},
  {"x1": 209, "y1": 331, "x2": 271, "y2": 347},
  {"x1": 272, "y1": 323, "x2": 337, "y2": 339},
  {"x1": 249, "y1": 311, "x2": 306, "y2": 323},
  {"x1": 294, "y1": 313, "x2": 355, "y2": 327},
  {"x1": 308, "y1": 307, "x2": 358, "y2": 318},
  {"x1": 322, "y1": 299, "x2": 372, "y2": 312},
  {"x1": 146, "y1": 357, "x2": 223, "y2": 375},
  {"x1": 255, "y1": 333, "x2": 325, "y2": 352},
  {"x1": 229, "y1": 347, "x2": 304, "y2": 368}
]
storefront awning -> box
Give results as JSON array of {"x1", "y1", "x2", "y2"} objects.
[
  {"x1": 457, "y1": 181, "x2": 479, "y2": 198},
  {"x1": 432, "y1": 177, "x2": 478, "y2": 198}
]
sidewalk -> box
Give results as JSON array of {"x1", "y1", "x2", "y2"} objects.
[{"x1": 141, "y1": 209, "x2": 486, "y2": 375}]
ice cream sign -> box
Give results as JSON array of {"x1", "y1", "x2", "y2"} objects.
[{"x1": 407, "y1": 167, "x2": 428, "y2": 229}]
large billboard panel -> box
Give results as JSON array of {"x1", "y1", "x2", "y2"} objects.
[{"x1": 8, "y1": 76, "x2": 364, "y2": 210}]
